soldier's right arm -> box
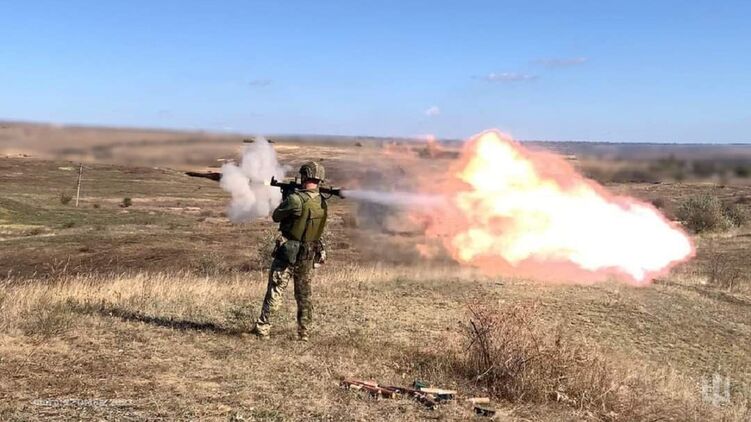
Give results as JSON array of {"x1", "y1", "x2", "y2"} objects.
[{"x1": 272, "y1": 194, "x2": 303, "y2": 222}]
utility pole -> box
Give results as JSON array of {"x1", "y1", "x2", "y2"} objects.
[{"x1": 75, "y1": 163, "x2": 83, "y2": 207}]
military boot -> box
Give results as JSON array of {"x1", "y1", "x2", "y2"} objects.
[{"x1": 250, "y1": 324, "x2": 270, "y2": 340}]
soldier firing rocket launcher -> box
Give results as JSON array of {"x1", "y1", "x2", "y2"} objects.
[{"x1": 270, "y1": 176, "x2": 345, "y2": 200}]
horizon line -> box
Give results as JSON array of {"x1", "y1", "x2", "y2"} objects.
[{"x1": 2, "y1": 118, "x2": 750, "y2": 146}]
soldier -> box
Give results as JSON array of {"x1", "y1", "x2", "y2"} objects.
[{"x1": 251, "y1": 162, "x2": 328, "y2": 341}]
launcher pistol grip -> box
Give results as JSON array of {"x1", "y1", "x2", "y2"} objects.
[{"x1": 270, "y1": 177, "x2": 300, "y2": 200}]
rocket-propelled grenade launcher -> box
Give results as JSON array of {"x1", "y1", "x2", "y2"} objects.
[
  {"x1": 185, "y1": 171, "x2": 345, "y2": 199},
  {"x1": 270, "y1": 177, "x2": 345, "y2": 200}
]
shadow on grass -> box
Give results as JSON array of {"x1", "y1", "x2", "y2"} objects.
[
  {"x1": 689, "y1": 285, "x2": 751, "y2": 307},
  {"x1": 69, "y1": 301, "x2": 246, "y2": 336},
  {"x1": 661, "y1": 281, "x2": 751, "y2": 307}
]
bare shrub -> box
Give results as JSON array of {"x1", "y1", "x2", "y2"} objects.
[
  {"x1": 610, "y1": 168, "x2": 660, "y2": 184},
  {"x1": 650, "y1": 197, "x2": 666, "y2": 209},
  {"x1": 724, "y1": 203, "x2": 749, "y2": 227},
  {"x1": 59, "y1": 192, "x2": 73, "y2": 205},
  {"x1": 26, "y1": 226, "x2": 45, "y2": 236},
  {"x1": 702, "y1": 242, "x2": 744, "y2": 291},
  {"x1": 19, "y1": 297, "x2": 74, "y2": 337},
  {"x1": 254, "y1": 229, "x2": 279, "y2": 271},
  {"x1": 460, "y1": 302, "x2": 715, "y2": 420},
  {"x1": 735, "y1": 165, "x2": 751, "y2": 178},
  {"x1": 195, "y1": 252, "x2": 230, "y2": 276},
  {"x1": 462, "y1": 302, "x2": 616, "y2": 406},
  {"x1": 677, "y1": 195, "x2": 731, "y2": 233},
  {"x1": 341, "y1": 212, "x2": 358, "y2": 228}
]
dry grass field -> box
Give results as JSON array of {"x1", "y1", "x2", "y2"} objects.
[{"x1": 1, "y1": 123, "x2": 750, "y2": 421}]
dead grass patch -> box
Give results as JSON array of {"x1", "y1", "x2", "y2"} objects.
[{"x1": 458, "y1": 301, "x2": 748, "y2": 421}]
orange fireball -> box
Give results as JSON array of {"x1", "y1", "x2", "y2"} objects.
[{"x1": 426, "y1": 130, "x2": 694, "y2": 285}]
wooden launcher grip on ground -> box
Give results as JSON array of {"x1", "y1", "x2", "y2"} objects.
[{"x1": 341, "y1": 379, "x2": 458, "y2": 410}]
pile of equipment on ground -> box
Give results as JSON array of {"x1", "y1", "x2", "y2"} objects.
[{"x1": 340, "y1": 379, "x2": 495, "y2": 417}]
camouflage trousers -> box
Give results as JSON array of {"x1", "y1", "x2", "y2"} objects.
[{"x1": 254, "y1": 257, "x2": 314, "y2": 337}]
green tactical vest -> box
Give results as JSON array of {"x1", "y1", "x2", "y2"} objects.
[{"x1": 285, "y1": 191, "x2": 327, "y2": 242}]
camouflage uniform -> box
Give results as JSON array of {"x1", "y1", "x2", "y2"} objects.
[
  {"x1": 255, "y1": 253, "x2": 315, "y2": 339},
  {"x1": 254, "y1": 183, "x2": 327, "y2": 340}
]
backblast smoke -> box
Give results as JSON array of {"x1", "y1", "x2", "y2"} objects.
[{"x1": 220, "y1": 137, "x2": 286, "y2": 223}]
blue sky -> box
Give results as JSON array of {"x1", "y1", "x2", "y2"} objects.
[{"x1": 1, "y1": 1, "x2": 750, "y2": 142}]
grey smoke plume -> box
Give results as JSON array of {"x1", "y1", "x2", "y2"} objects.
[
  {"x1": 220, "y1": 137, "x2": 286, "y2": 223},
  {"x1": 343, "y1": 189, "x2": 447, "y2": 208}
]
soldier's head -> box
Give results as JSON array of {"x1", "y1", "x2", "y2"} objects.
[{"x1": 299, "y1": 161, "x2": 325, "y2": 188}]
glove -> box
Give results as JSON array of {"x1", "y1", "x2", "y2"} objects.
[{"x1": 314, "y1": 239, "x2": 327, "y2": 265}]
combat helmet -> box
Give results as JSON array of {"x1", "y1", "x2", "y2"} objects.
[{"x1": 299, "y1": 161, "x2": 325, "y2": 182}]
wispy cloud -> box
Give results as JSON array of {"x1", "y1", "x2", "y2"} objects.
[
  {"x1": 249, "y1": 78, "x2": 272, "y2": 87},
  {"x1": 424, "y1": 105, "x2": 441, "y2": 116},
  {"x1": 483, "y1": 72, "x2": 538, "y2": 82},
  {"x1": 533, "y1": 57, "x2": 589, "y2": 68}
]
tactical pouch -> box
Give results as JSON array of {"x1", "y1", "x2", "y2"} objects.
[{"x1": 274, "y1": 240, "x2": 301, "y2": 265}]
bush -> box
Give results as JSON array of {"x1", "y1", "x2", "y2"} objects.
[
  {"x1": 610, "y1": 168, "x2": 660, "y2": 184},
  {"x1": 59, "y1": 192, "x2": 73, "y2": 205},
  {"x1": 19, "y1": 298, "x2": 74, "y2": 337},
  {"x1": 26, "y1": 227, "x2": 45, "y2": 236},
  {"x1": 677, "y1": 195, "x2": 731, "y2": 233},
  {"x1": 121, "y1": 197, "x2": 133, "y2": 208},
  {"x1": 650, "y1": 197, "x2": 666, "y2": 209},
  {"x1": 724, "y1": 203, "x2": 749, "y2": 227},
  {"x1": 692, "y1": 160, "x2": 718, "y2": 178},
  {"x1": 341, "y1": 212, "x2": 358, "y2": 228},
  {"x1": 255, "y1": 229, "x2": 279, "y2": 271},
  {"x1": 702, "y1": 242, "x2": 744, "y2": 290},
  {"x1": 462, "y1": 303, "x2": 619, "y2": 407},
  {"x1": 734, "y1": 165, "x2": 750, "y2": 178},
  {"x1": 460, "y1": 302, "x2": 715, "y2": 420},
  {"x1": 195, "y1": 253, "x2": 229, "y2": 276}
]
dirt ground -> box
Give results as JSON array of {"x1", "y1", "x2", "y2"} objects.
[{"x1": 1, "y1": 125, "x2": 750, "y2": 420}]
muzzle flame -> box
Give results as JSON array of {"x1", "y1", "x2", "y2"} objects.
[{"x1": 426, "y1": 130, "x2": 694, "y2": 285}]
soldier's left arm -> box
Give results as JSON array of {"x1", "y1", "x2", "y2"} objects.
[{"x1": 272, "y1": 194, "x2": 303, "y2": 223}]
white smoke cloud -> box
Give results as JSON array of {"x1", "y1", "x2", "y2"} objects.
[
  {"x1": 533, "y1": 57, "x2": 589, "y2": 68},
  {"x1": 424, "y1": 106, "x2": 441, "y2": 117},
  {"x1": 484, "y1": 72, "x2": 537, "y2": 82},
  {"x1": 220, "y1": 137, "x2": 286, "y2": 223}
]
